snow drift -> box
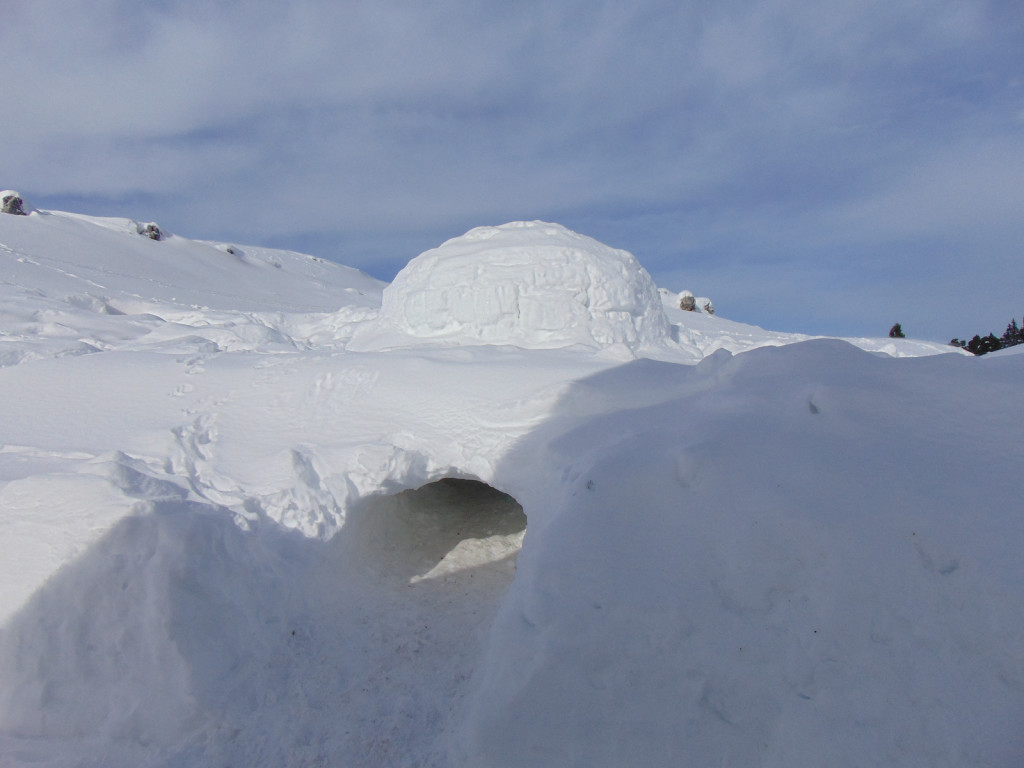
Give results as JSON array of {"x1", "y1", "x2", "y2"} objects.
[
  {"x1": 0, "y1": 205, "x2": 1020, "y2": 767},
  {"x1": 455, "y1": 342, "x2": 1024, "y2": 767}
]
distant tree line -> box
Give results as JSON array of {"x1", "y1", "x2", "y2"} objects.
[{"x1": 949, "y1": 317, "x2": 1024, "y2": 356}]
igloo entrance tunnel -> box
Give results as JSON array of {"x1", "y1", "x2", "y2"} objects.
[{"x1": 350, "y1": 478, "x2": 526, "y2": 589}]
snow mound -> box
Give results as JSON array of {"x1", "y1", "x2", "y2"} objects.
[{"x1": 350, "y1": 221, "x2": 671, "y2": 352}]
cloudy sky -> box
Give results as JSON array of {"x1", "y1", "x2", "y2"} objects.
[{"x1": 4, "y1": 0, "x2": 1023, "y2": 341}]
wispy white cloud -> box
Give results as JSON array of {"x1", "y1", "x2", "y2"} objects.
[{"x1": 3, "y1": 0, "x2": 1022, "y2": 340}]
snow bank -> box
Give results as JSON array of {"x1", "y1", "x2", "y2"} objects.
[
  {"x1": 455, "y1": 341, "x2": 1024, "y2": 767},
  {"x1": 350, "y1": 221, "x2": 671, "y2": 353}
]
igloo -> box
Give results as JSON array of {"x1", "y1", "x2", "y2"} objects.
[{"x1": 350, "y1": 221, "x2": 671, "y2": 352}]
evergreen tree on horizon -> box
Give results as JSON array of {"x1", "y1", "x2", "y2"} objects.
[{"x1": 950, "y1": 315, "x2": 1023, "y2": 355}]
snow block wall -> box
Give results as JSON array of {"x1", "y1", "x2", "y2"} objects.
[{"x1": 350, "y1": 221, "x2": 671, "y2": 352}]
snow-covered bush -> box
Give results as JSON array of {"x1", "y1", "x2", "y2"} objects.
[
  {"x1": 136, "y1": 222, "x2": 163, "y2": 241},
  {"x1": 676, "y1": 290, "x2": 713, "y2": 314},
  {"x1": 1, "y1": 190, "x2": 27, "y2": 216}
]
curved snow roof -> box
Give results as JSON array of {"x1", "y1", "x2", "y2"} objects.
[{"x1": 351, "y1": 221, "x2": 671, "y2": 352}]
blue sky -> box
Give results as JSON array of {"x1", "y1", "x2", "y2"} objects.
[{"x1": 4, "y1": 0, "x2": 1023, "y2": 341}]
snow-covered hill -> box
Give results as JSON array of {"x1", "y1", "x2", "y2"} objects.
[
  {"x1": 0, "y1": 200, "x2": 1020, "y2": 767},
  {"x1": 0, "y1": 204, "x2": 384, "y2": 366}
]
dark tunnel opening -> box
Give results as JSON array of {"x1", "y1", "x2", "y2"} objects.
[{"x1": 349, "y1": 477, "x2": 526, "y2": 589}]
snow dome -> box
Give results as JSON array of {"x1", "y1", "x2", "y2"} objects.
[{"x1": 351, "y1": 221, "x2": 671, "y2": 351}]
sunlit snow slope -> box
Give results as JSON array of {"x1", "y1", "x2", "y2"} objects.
[{"x1": 0, "y1": 203, "x2": 1020, "y2": 767}]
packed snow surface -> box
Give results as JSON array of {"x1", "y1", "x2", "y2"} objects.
[{"x1": 0, "y1": 205, "x2": 1019, "y2": 767}]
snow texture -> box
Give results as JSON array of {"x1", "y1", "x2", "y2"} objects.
[{"x1": 0, "y1": 205, "x2": 1019, "y2": 767}]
